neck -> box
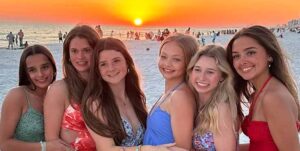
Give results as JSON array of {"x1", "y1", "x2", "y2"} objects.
[
  {"x1": 250, "y1": 72, "x2": 271, "y2": 91},
  {"x1": 110, "y1": 81, "x2": 127, "y2": 102},
  {"x1": 79, "y1": 72, "x2": 89, "y2": 81},
  {"x1": 198, "y1": 92, "x2": 212, "y2": 107}
]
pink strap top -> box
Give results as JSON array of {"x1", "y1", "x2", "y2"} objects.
[{"x1": 61, "y1": 103, "x2": 96, "y2": 151}]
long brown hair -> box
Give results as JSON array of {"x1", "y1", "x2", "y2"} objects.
[
  {"x1": 62, "y1": 25, "x2": 100, "y2": 103},
  {"x1": 82, "y1": 37, "x2": 147, "y2": 145},
  {"x1": 19, "y1": 44, "x2": 57, "y2": 89},
  {"x1": 226, "y1": 25, "x2": 300, "y2": 119}
]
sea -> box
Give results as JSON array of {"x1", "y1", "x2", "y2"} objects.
[{"x1": 0, "y1": 22, "x2": 299, "y2": 144}]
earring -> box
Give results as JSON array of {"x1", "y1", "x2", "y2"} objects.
[
  {"x1": 127, "y1": 68, "x2": 130, "y2": 73},
  {"x1": 268, "y1": 57, "x2": 273, "y2": 68}
]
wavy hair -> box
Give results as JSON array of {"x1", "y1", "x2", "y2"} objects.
[
  {"x1": 82, "y1": 37, "x2": 147, "y2": 145},
  {"x1": 187, "y1": 45, "x2": 239, "y2": 135},
  {"x1": 226, "y1": 25, "x2": 300, "y2": 119}
]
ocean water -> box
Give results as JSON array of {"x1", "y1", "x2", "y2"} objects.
[{"x1": 0, "y1": 22, "x2": 299, "y2": 144}]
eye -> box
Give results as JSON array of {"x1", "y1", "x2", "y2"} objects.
[
  {"x1": 70, "y1": 49, "x2": 77, "y2": 54},
  {"x1": 83, "y1": 48, "x2": 92, "y2": 53},
  {"x1": 193, "y1": 67, "x2": 201, "y2": 72},
  {"x1": 41, "y1": 64, "x2": 49, "y2": 70},
  {"x1": 160, "y1": 55, "x2": 167, "y2": 59},
  {"x1": 232, "y1": 54, "x2": 240, "y2": 60},
  {"x1": 99, "y1": 62, "x2": 106, "y2": 67},
  {"x1": 246, "y1": 50, "x2": 256, "y2": 56},
  {"x1": 27, "y1": 68, "x2": 36, "y2": 73},
  {"x1": 173, "y1": 58, "x2": 181, "y2": 62}
]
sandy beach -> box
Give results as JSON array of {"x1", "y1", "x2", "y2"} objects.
[{"x1": 0, "y1": 32, "x2": 300, "y2": 143}]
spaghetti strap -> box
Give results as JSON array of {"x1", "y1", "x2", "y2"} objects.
[
  {"x1": 22, "y1": 87, "x2": 32, "y2": 107},
  {"x1": 150, "y1": 81, "x2": 184, "y2": 115}
]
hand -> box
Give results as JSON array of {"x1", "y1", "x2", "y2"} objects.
[
  {"x1": 46, "y1": 139, "x2": 74, "y2": 151},
  {"x1": 168, "y1": 146, "x2": 189, "y2": 151},
  {"x1": 143, "y1": 143, "x2": 175, "y2": 151}
]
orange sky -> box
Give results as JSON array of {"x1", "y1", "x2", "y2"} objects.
[{"x1": 1, "y1": 0, "x2": 299, "y2": 27}]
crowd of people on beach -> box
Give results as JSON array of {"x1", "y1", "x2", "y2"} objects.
[
  {"x1": 0, "y1": 24, "x2": 299, "y2": 151},
  {"x1": 5, "y1": 29, "x2": 27, "y2": 50}
]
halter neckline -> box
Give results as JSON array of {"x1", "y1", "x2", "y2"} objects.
[{"x1": 249, "y1": 76, "x2": 272, "y2": 120}]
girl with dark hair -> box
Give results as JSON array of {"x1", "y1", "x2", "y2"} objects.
[
  {"x1": 227, "y1": 25, "x2": 300, "y2": 151},
  {"x1": 0, "y1": 45, "x2": 68, "y2": 151},
  {"x1": 44, "y1": 25, "x2": 100, "y2": 151}
]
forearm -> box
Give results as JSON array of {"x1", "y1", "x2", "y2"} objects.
[{"x1": 1, "y1": 139, "x2": 41, "y2": 151}]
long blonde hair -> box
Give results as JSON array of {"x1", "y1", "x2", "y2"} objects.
[{"x1": 187, "y1": 45, "x2": 238, "y2": 135}]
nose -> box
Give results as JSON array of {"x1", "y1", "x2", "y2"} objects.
[
  {"x1": 36, "y1": 69, "x2": 44, "y2": 77},
  {"x1": 107, "y1": 63, "x2": 115, "y2": 71},
  {"x1": 77, "y1": 50, "x2": 85, "y2": 59}
]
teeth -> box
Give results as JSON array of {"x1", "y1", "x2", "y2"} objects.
[
  {"x1": 242, "y1": 67, "x2": 252, "y2": 72},
  {"x1": 164, "y1": 68, "x2": 172, "y2": 72},
  {"x1": 77, "y1": 61, "x2": 87, "y2": 65},
  {"x1": 196, "y1": 82, "x2": 208, "y2": 87}
]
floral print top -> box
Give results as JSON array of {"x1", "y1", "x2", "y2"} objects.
[{"x1": 192, "y1": 132, "x2": 216, "y2": 151}]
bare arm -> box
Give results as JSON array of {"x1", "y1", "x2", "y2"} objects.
[
  {"x1": 86, "y1": 102, "x2": 172, "y2": 151},
  {"x1": 44, "y1": 80, "x2": 68, "y2": 141},
  {"x1": 262, "y1": 92, "x2": 300, "y2": 151},
  {"x1": 168, "y1": 88, "x2": 195, "y2": 150},
  {"x1": 214, "y1": 102, "x2": 237, "y2": 151},
  {"x1": 0, "y1": 88, "x2": 41, "y2": 151}
]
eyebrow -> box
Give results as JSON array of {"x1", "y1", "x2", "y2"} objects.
[
  {"x1": 232, "y1": 46, "x2": 257, "y2": 53},
  {"x1": 194, "y1": 65, "x2": 218, "y2": 71}
]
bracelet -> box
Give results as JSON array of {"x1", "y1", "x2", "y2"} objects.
[
  {"x1": 135, "y1": 145, "x2": 141, "y2": 151},
  {"x1": 40, "y1": 141, "x2": 46, "y2": 151}
]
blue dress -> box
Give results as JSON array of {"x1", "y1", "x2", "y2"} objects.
[{"x1": 143, "y1": 107, "x2": 174, "y2": 145}]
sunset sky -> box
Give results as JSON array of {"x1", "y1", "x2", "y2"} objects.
[{"x1": 1, "y1": 0, "x2": 300, "y2": 27}]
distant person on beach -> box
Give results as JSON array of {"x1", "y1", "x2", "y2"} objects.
[
  {"x1": 81, "y1": 37, "x2": 172, "y2": 151},
  {"x1": 187, "y1": 45, "x2": 241, "y2": 151},
  {"x1": 63, "y1": 32, "x2": 67, "y2": 41},
  {"x1": 58, "y1": 31, "x2": 63, "y2": 43},
  {"x1": 6, "y1": 32, "x2": 14, "y2": 49},
  {"x1": 227, "y1": 25, "x2": 300, "y2": 151},
  {"x1": 24, "y1": 41, "x2": 29, "y2": 48},
  {"x1": 15, "y1": 34, "x2": 18, "y2": 46},
  {"x1": 44, "y1": 25, "x2": 100, "y2": 151},
  {"x1": 95, "y1": 25, "x2": 103, "y2": 38},
  {"x1": 143, "y1": 33, "x2": 198, "y2": 150},
  {"x1": 18, "y1": 29, "x2": 24, "y2": 47},
  {"x1": 211, "y1": 31, "x2": 216, "y2": 43},
  {"x1": 0, "y1": 45, "x2": 69, "y2": 151}
]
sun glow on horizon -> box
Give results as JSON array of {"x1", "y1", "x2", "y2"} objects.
[{"x1": 134, "y1": 18, "x2": 143, "y2": 26}]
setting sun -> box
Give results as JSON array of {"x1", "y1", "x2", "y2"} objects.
[{"x1": 134, "y1": 18, "x2": 143, "y2": 26}]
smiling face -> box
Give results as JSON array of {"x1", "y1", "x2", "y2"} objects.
[
  {"x1": 189, "y1": 56, "x2": 223, "y2": 100},
  {"x1": 231, "y1": 36, "x2": 270, "y2": 82},
  {"x1": 26, "y1": 54, "x2": 54, "y2": 89},
  {"x1": 98, "y1": 49, "x2": 128, "y2": 86},
  {"x1": 69, "y1": 37, "x2": 93, "y2": 77},
  {"x1": 158, "y1": 41, "x2": 186, "y2": 82}
]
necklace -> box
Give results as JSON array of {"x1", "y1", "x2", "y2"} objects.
[{"x1": 249, "y1": 76, "x2": 272, "y2": 120}]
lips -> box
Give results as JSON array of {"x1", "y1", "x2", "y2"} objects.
[{"x1": 196, "y1": 81, "x2": 209, "y2": 87}]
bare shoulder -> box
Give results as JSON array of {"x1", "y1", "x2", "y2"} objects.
[
  {"x1": 262, "y1": 81, "x2": 297, "y2": 119},
  {"x1": 1, "y1": 86, "x2": 26, "y2": 113},
  {"x1": 44, "y1": 79, "x2": 69, "y2": 105},
  {"x1": 171, "y1": 84, "x2": 195, "y2": 106},
  {"x1": 48, "y1": 79, "x2": 68, "y2": 91},
  {"x1": 262, "y1": 84, "x2": 294, "y2": 110}
]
